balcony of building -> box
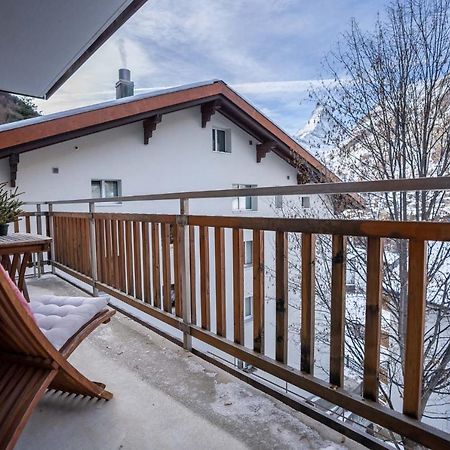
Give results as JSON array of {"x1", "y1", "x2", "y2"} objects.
[{"x1": 9, "y1": 178, "x2": 450, "y2": 449}]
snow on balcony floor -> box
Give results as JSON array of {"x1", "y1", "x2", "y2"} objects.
[{"x1": 16, "y1": 275, "x2": 360, "y2": 450}]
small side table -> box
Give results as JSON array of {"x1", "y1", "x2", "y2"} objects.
[{"x1": 0, "y1": 234, "x2": 52, "y2": 300}]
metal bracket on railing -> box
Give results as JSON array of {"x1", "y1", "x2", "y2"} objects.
[
  {"x1": 176, "y1": 215, "x2": 188, "y2": 226},
  {"x1": 178, "y1": 322, "x2": 191, "y2": 335}
]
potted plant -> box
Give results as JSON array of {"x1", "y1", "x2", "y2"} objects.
[{"x1": 0, "y1": 182, "x2": 24, "y2": 236}]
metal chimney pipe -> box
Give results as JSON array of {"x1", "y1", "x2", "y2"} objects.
[{"x1": 116, "y1": 68, "x2": 134, "y2": 99}]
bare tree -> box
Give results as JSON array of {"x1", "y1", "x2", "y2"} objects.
[{"x1": 287, "y1": 0, "x2": 450, "y2": 444}]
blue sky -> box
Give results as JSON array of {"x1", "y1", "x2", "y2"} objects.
[{"x1": 36, "y1": 0, "x2": 388, "y2": 136}]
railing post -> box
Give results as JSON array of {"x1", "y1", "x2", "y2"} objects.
[
  {"x1": 89, "y1": 202, "x2": 99, "y2": 297},
  {"x1": 179, "y1": 198, "x2": 192, "y2": 351},
  {"x1": 36, "y1": 203, "x2": 43, "y2": 276},
  {"x1": 48, "y1": 203, "x2": 56, "y2": 274}
]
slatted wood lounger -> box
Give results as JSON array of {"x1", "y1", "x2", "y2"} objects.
[{"x1": 0, "y1": 267, "x2": 115, "y2": 450}]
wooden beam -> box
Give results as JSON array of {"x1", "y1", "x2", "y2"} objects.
[
  {"x1": 301, "y1": 233, "x2": 316, "y2": 374},
  {"x1": 330, "y1": 235, "x2": 346, "y2": 387},
  {"x1": 201, "y1": 101, "x2": 221, "y2": 128},
  {"x1": 256, "y1": 142, "x2": 275, "y2": 163},
  {"x1": 363, "y1": 237, "x2": 383, "y2": 401},
  {"x1": 403, "y1": 239, "x2": 427, "y2": 419},
  {"x1": 143, "y1": 114, "x2": 162, "y2": 144},
  {"x1": 9, "y1": 154, "x2": 19, "y2": 187},
  {"x1": 275, "y1": 231, "x2": 288, "y2": 363}
]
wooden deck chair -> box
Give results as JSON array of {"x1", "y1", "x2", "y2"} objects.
[{"x1": 0, "y1": 268, "x2": 115, "y2": 450}]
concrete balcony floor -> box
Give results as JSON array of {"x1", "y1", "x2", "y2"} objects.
[{"x1": 16, "y1": 275, "x2": 360, "y2": 450}]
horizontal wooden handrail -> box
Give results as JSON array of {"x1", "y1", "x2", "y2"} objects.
[
  {"x1": 43, "y1": 212, "x2": 450, "y2": 242},
  {"x1": 23, "y1": 176, "x2": 450, "y2": 206}
]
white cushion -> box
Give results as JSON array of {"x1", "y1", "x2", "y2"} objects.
[{"x1": 30, "y1": 295, "x2": 109, "y2": 350}]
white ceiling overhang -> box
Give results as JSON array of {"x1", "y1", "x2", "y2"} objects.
[{"x1": 0, "y1": 0, "x2": 147, "y2": 99}]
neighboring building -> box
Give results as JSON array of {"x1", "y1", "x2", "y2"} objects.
[{"x1": 0, "y1": 75, "x2": 359, "y2": 371}]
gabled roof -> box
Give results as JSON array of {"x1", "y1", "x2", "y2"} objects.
[
  {"x1": 0, "y1": 81, "x2": 333, "y2": 176},
  {"x1": 0, "y1": 79, "x2": 363, "y2": 207}
]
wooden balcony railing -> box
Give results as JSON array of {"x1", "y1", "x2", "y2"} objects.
[{"x1": 17, "y1": 178, "x2": 450, "y2": 449}]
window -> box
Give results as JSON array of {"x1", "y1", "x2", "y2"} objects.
[
  {"x1": 212, "y1": 128, "x2": 231, "y2": 153},
  {"x1": 232, "y1": 184, "x2": 257, "y2": 211},
  {"x1": 91, "y1": 180, "x2": 122, "y2": 199},
  {"x1": 275, "y1": 195, "x2": 283, "y2": 209},
  {"x1": 301, "y1": 196, "x2": 311, "y2": 208},
  {"x1": 244, "y1": 240, "x2": 253, "y2": 265},
  {"x1": 245, "y1": 296, "x2": 253, "y2": 319}
]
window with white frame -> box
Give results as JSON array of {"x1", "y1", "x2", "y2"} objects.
[
  {"x1": 244, "y1": 296, "x2": 253, "y2": 319},
  {"x1": 244, "y1": 240, "x2": 253, "y2": 265},
  {"x1": 232, "y1": 184, "x2": 257, "y2": 211},
  {"x1": 212, "y1": 128, "x2": 231, "y2": 153},
  {"x1": 91, "y1": 179, "x2": 122, "y2": 199},
  {"x1": 301, "y1": 196, "x2": 311, "y2": 208}
]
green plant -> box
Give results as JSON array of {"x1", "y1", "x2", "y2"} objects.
[{"x1": 0, "y1": 182, "x2": 24, "y2": 225}]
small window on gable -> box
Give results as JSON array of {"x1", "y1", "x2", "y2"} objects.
[
  {"x1": 212, "y1": 128, "x2": 231, "y2": 153},
  {"x1": 301, "y1": 196, "x2": 311, "y2": 208},
  {"x1": 232, "y1": 184, "x2": 257, "y2": 211},
  {"x1": 91, "y1": 179, "x2": 122, "y2": 199}
]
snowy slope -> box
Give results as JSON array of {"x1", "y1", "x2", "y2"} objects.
[{"x1": 295, "y1": 104, "x2": 355, "y2": 181}]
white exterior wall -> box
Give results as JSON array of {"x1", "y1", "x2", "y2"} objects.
[{"x1": 0, "y1": 106, "x2": 333, "y2": 375}]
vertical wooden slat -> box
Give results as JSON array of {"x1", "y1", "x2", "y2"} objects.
[
  {"x1": 80, "y1": 218, "x2": 86, "y2": 275},
  {"x1": 275, "y1": 231, "x2": 288, "y2": 363},
  {"x1": 363, "y1": 237, "x2": 383, "y2": 401},
  {"x1": 215, "y1": 227, "x2": 226, "y2": 337},
  {"x1": 233, "y1": 228, "x2": 244, "y2": 345},
  {"x1": 161, "y1": 223, "x2": 171, "y2": 312},
  {"x1": 253, "y1": 229, "x2": 265, "y2": 353},
  {"x1": 330, "y1": 235, "x2": 347, "y2": 387},
  {"x1": 118, "y1": 220, "x2": 126, "y2": 292},
  {"x1": 151, "y1": 223, "x2": 161, "y2": 309},
  {"x1": 142, "y1": 222, "x2": 151, "y2": 304},
  {"x1": 25, "y1": 216, "x2": 31, "y2": 234},
  {"x1": 189, "y1": 226, "x2": 197, "y2": 324},
  {"x1": 199, "y1": 226, "x2": 210, "y2": 330},
  {"x1": 79, "y1": 218, "x2": 85, "y2": 273},
  {"x1": 111, "y1": 220, "x2": 119, "y2": 288},
  {"x1": 105, "y1": 219, "x2": 113, "y2": 286},
  {"x1": 95, "y1": 219, "x2": 102, "y2": 283},
  {"x1": 69, "y1": 217, "x2": 75, "y2": 269},
  {"x1": 301, "y1": 233, "x2": 316, "y2": 374},
  {"x1": 125, "y1": 220, "x2": 134, "y2": 296},
  {"x1": 403, "y1": 239, "x2": 427, "y2": 419},
  {"x1": 45, "y1": 212, "x2": 51, "y2": 263},
  {"x1": 63, "y1": 216, "x2": 69, "y2": 267},
  {"x1": 14, "y1": 219, "x2": 19, "y2": 233},
  {"x1": 133, "y1": 221, "x2": 142, "y2": 300},
  {"x1": 174, "y1": 224, "x2": 183, "y2": 317}
]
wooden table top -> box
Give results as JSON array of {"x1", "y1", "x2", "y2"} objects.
[{"x1": 0, "y1": 234, "x2": 52, "y2": 251}]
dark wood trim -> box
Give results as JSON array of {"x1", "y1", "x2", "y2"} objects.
[
  {"x1": 143, "y1": 114, "x2": 162, "y2": 144},
  {"x1": 9, "y1": 154, "x2": 19, "y2": 187},
  {"x1": 201, "y1": 100, "x2": 221, "y2": 128},
  {"x1": 256, "y1": 141, "x2": 275, "y2": 163},
  {"x1": 0, "y1": 96, "x2": 222, "y2": 158}
]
